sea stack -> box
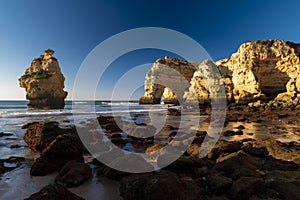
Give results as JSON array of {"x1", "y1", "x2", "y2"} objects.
[{"x1": 19, "y1": 49, "x2": 68, "y2": 109}]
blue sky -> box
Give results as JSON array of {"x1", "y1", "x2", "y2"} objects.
[{"x1": 0, "y1": 0, "x2": 300, "y2": 100}]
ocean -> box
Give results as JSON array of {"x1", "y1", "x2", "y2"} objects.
[
  {"x1": 0, "y1": 100, "x2": 168, "y2": 199},
  {"x1": 0, "y1": 100, "x2": 167, "y2": 159}
]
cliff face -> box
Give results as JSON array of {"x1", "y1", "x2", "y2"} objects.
[
  {"x1": 216, "y1": 40, "x2": 300, "y2": 104},
  {"x1": 19, "y1": 49, "x2": 68, "y2": 109},
  {"x1": 140, "y1": 40, "x2": 300, "y2": 107}
]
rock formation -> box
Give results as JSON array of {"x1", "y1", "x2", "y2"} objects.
[
  {"x1": 139, "y1": 56, "x2": 197, "y2": 104},
  {"x1": 140, "y1": 40, "x2": 300, "y2": 107},
  {"x1": 183, "y1": 60, "x2": 233, "y2": 104},
  {"x1": 216, "y1": 40, "x2": 300, "y2": 104},
  {"x1": 19, "y1": 49, "x2": 68, "y2": 109}
]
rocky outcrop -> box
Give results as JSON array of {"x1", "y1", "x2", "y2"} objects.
[
  {"x1": 30, "y1": 134, "x2": 84, "y2": 176},
  {"x1": 23, "y1": 122, "x2": 61, "y2": 152},
  {"x1": 216, "y1": 40, "x2": 300, "y2": 104},
  {"x1": 183, "y1": 60, "x2": 233, "y2": 104},
  {"x1": 139, "y1": 56, "x2": 197, "y2": 104},
  {"x1": 140, "y1": 40, "x2": 300, "y2": 106},
  {"x1": 120, "y1": 170, "x2": 202, "y2": 200},
  {"x1": 19, "y1": 49, "x2": 67, "y2": 109}
]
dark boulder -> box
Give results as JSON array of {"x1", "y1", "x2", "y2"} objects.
[
  {"x1": 30, "y1": 134, "x2": 84, "y2": 176},
  {"x1": 55, "y1": 160, "x2": 92, "y2": 187},
  {"x1": 207, "y1": 140, "x2": 242, "y2": 160},
  {"x1": 265, "y1": 170, "x2": 300, "y2": 200},
  {"x1": 215, "y1": 150, "x2": 262, "y2": 175},
  {"x1": 23, "y1": 122, "x2": 61, "y2": 152},
  {"x1": 229, "y1": 177, "x2": 265, "y2": 200},
  {"x1": 120, "y1": 170, "x2": 201, "y2": 200},
  {"x1": 205, "y1": 173, "x2": 233, "y2": 195}
]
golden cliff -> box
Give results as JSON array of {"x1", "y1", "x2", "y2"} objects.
[{"x1": 139, "y1": 40, "x2": 300, "y2": 108}]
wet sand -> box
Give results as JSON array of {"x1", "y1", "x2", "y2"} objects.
[{"x1": 0, "y1": 162, "x2": 119, "y2": 200}]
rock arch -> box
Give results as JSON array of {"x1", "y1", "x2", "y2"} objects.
[{"x1": 139, "y1": 57, "x2": 197, "y2": 104}]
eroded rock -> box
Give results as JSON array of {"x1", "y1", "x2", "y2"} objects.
[
  {"x1": 30, "y1": 134, "x2": 84, "y2": 176},
  {"x1": 19, "y1": 49, "x2": 67, "y2": 109},
  {"x1": 139, "y1": 57, "x2": 197, "y2": 104},
  {"x1": 23, "y1": 122, "x2": 61, "y2": 152}
]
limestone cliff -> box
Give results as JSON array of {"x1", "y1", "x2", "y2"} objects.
[
  {"x1": 183, "y1": 60, "x2": 233, "y2": 104},
  {"x1": 139, "y1": 56, "x2": 197, "y2": 104},
  {"x1": 140, "y1": 40, "x2": 300, "y2": 107},
  {"x1": 19, "y1": 49, "x2": 68, "y2": 109},
  {"x1": 216, "y1": 40, "x2": 300, "y2": 104}
]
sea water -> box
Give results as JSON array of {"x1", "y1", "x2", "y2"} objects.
[{"x1": 0, "y1": 100, "x2": 167, "y2": 200}]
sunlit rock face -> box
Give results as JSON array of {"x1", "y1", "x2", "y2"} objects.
[
  {"x1": 139, "y1": 56, "x2": 197, "y2": 104},
  {"x1": 140, "y1": 40, "x2": 300, "y2": 106},
  {"x1": 19, "y1": 49, "x2": 68, "y2": 109},
  {"x1": 184, "y1": 60, "x2": 233, "y2": 105},
  {"x1": 139, "y1": 58, "x2": 233, "y2": 105},
  {"x1": 216, "y1": 40, "x2": 300, "y2": 104}
]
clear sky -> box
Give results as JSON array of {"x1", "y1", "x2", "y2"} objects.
[{"x1": 0, "y1": 0, "x2": 300, "y2": 100}]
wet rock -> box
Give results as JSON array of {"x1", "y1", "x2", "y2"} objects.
[
  {"x1": 265, "y1": 170, "x2": 300, "y2": 199},
  {"x1": 230, "y1": 167, "x2": 261, "y2": 181},
  {"x1": 0, "y1": 132, "x2": 13, "y2": 137},
  {"x1": 97, "y1": 165, "x2": 131, "y2": 181},
  {"x1": 145, "y1": 143, "x2": 165, "y2": 154},
  {"x1": 21, "y1": 122, "x2": 40, "y2": 129},
  {"x1": 128, "y1": 125, "x2": 156, "y2": 138},
  {"x1": 0, "y1": 156, "x2": 25, "y2": 175},
  {"x1": 207, "y1": 140, "x2": 242, "y2": 160},
  {"x1": 186, "y1": 144, "x2": 201, "y2": 156},
  {"x1": 120, "y1": 170, "x2": 201, "y2": 200},
  {"x1": 215, "y1": 150, "x2": 262, "y2": 175},
  {"x1": 97, "y1": 154, "x2": 153, "y2": 181},
  {"x1": 264, "y1": 139, "x2": 300, "y2": 164},
  {"x1": 265, "y1": 170, "x2": 300, "y2": 200},
  {"x1": 30, "y1": 134, "x2": 84, "y2": 176},
  {"x1": 10, "y1": 144, "x2": 22, "y2": 148},
  {"x1": 162, "y1": 124, "x2": 178, "y2": 130},
  {"x1": 109, "y1": 133, "x2": 122, "y2": 139},
  {"x1": 229, "y1": 177, "x2": 265, "y2": 200},
  {"x1": 23, "y1": 122, "x2": 61, "y2": 152},
  {"x1": 262, "y1": 156, "x2": 298, "y2": 171},
  {"x1": 205, "y1": 173, "x2": 233, "y2": 195},
  {"x1": 158, "y1": 155, "x2": 206, "y2": 173},
  {"x1": 55, "y1": 160, "x2": 92, "y2": 187},
  {"x1": 241, "y1": 140, "x2": 268, "y2": 157},
  {"x1": 24, "y1": 183, "x2": 84, "y2": 200},
  {"x1": 222, "y1": 130, "x2": 243, "y2": 136},
  {"x1": 234, "y1": 125, "x2": 245, "y2": 130},
  {"x1": 167, "y1": 108, "x2": 181, "y2": 116}
]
